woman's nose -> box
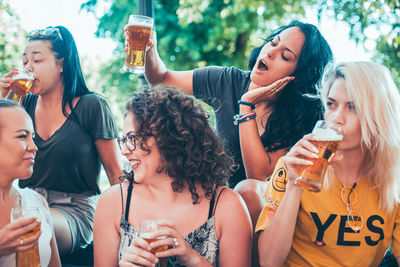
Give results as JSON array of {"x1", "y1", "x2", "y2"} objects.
[
  {"x1": 266, "y1": 46, "x2": 278, "y2": 60},
  {"x1": 27, "y1": 137, "x2": 38, "y2": 154}
]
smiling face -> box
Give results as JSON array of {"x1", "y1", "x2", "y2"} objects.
[
  {"x1": 325, "y1": 78, "x2": 362, "y2": 152},
  {"x1": 250, "y1": 26, "x2": 305, "y2": 87},
  {"x1": 23, "y1": 40, "x2": 64, "y2": 96},
  {"x1": 121, "y1": 112, "x2": 162, "y2": 184},
  {"x1": 0, "y1": 107, "x2": 37, "y2": 180}
]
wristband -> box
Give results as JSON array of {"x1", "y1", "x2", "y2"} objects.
[{"x1": 238, "y1": 100, "x2": 255, "y2": 109}]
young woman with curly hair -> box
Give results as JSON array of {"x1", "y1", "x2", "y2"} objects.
[{"x1": 93, "y1": 86, "x2": 252, "y2": 267}]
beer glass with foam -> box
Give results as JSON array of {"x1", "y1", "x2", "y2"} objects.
[
  {"x1": 295, "y1": 120, "x2": 343, "y2": 192},
  {"x1": 10, "y1": 206, "x2": 42, "y2": 267},
  {"x1": 124, "y1": 15, "x2": 153, "y2": 73},
  {"x1": 6, "y1": 69, "x2": 34, "y2": 104},
  {"x1": 140, "y1": 219, "x2": 168, "y2": 267}
]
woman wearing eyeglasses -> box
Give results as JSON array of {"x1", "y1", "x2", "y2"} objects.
[
  {"x1": 0, "y1": 99, "x2": 61, "y2": 267},
  {"x1": 0, "y1": 26, "x2": 122, "y2": 256},
  {"x1": 256, "y1": 61, "x2": 400, "y2": 266},
  {"x1": 93, "y1": 86, "x2": 252, "y2": 267}
]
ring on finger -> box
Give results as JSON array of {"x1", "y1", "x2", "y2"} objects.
[{"x1": 173, "y1": 238, "x2": 179, "y2": 247}]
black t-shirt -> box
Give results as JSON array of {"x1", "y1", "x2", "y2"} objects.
[
  {"x1": 193, "y1": 66, "x2": 251, "y2": 188},
  {"x1": 19, "y1": 93, "x2": 119, "y2": 194}
]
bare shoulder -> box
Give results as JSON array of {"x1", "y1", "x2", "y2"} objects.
[
  {"x1": 213, "y1": 187, "x2": 252, "y2": 236},
  {"x1": 96, "y1": 181, "x2": 129, "y2": 212},
  {"x1": 213, "y1": 187, "x2": 249, "y2": 218}
]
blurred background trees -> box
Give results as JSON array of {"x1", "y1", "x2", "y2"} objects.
[{"x1": 1, "y1": 0, "x2": 399, "y2": 107}]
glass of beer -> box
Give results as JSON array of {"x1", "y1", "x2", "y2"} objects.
[
  {"x1": 124, "y1": 15, "x2": 153, "y2": 73},
  {"x1": 295, "y1": 120, "x2": 343, "y2": 192},
  {"x1": 6, "y1": 69, "x2": 34, "y2": 104},
  {"x1": 140, "y1": 219, "x2": 168, "y2": 267},
  {"x1": 10, "y1": 206, "x2": 42, "y2": 267}
]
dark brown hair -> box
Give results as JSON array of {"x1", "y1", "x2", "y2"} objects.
[{"x1": 123, "y1": 86, "x2": 234, "y2": 204}]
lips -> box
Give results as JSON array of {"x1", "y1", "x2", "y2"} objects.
[
  {"x1": 23, "y1": 157, "x2": 35, "y2": 164},
  {"x1": 129, "y1": 159, "x2": 141, "y2": 171},
  {"x1": 258, "y1": 59, "x2": 268, "y2": 71}
]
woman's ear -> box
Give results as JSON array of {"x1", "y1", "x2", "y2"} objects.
[
  {"x1": 57, "y1": 58, "x2": 64, "y2": 73},
  {"x1": 145, "y1": 136, "x2": 156, "y2": 148}
]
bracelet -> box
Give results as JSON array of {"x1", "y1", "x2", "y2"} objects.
[
  {"x1": 233, "y1": 111, "x2": 257, "y2": 125},
  {"x1": 238, "y1": 100, "x2": 255, "y2": 109},
  {"x1": 235, "y1": 114, "x2": 257, "y2": 125}
]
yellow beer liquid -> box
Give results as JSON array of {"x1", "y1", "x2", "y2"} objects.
[
  {"x1": 125, "y1": 25, "x2": 152, "y2": 69},
  {"x1": 9, "y1": 78, "x2": 33, "y2": 103},
  {"x1": 143, "y1": 236, "x2": 167, "y2": 267},
  {"x1": 17, "y1": 225, "x2": 41, "y2": 267},
  {"x1": 296, "y1": 140, "x2": 340, "y2": 192}
]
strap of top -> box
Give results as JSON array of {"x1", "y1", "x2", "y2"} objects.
[
  {"x1": 125, "y1": 181, "x2": 134, "y2": 222},
  {"x1": 119, "y1": 183, "x2": 124, "y2": 214},
  {"x1": 208, "y1": 186, "x2": 227, "y2": 219}
]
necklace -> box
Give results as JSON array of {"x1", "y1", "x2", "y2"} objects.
[{"x1": 340, "y1": 182, "x2": 369, "y2": 232}]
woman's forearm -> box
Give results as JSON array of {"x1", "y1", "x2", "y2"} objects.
[{"x1": 258, "y1": 183, "x2": 303, "y2": 266}]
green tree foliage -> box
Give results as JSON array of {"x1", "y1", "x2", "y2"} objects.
[
  {"x1": 0, "y1": 2, "x2": 25, "y2": 75},
  {"x1": 81, "y1": 0, "x2": 316, "y2": 100},
  {"x1": 319, "y1": 0, "x2": 400, "y2": 84}
]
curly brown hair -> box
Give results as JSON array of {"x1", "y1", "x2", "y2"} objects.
[{"x1": 123, "y1": 85, "x2": 234, "y2": 204}]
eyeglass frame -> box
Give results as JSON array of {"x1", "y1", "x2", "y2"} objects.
[
  {"x1": 26, "y1": 27, "x2": 63, "y2": 41},
  {"x1": 118, "y1": 133, "x2": 136, "y2": 151}
]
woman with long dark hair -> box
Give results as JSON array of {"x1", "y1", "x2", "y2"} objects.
[{"x1": 0, "y1": 26, "x2": 122, "y2": 255}]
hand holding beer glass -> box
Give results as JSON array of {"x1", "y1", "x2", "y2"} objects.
[
  {"x1": 5, "y1": 69, "x2": 34, "y2": 104},
  {"x1": 10, "y1": 206, "x2": 42, "y2": 267},
  {"x1": 140, "y1": 219, "x2": 168, "y2": 267},
  {"x1": 294, "y1": 120, "x2": 343, "y2": 192},
  {"x1": 124, "y1": 15, "x2": 153, "y2": 73}
]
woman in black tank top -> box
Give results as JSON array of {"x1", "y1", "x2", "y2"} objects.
[{"x1": 93, "y1": 86, "x2": 252, "y2": 267}]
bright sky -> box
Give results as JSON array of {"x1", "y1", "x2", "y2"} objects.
[{"x1": 10, "y1": 0, "x2": 372, "y2": 64}]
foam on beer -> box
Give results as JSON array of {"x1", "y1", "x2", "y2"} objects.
[
  {"x1": 313, "y1": 127, "x2": 343, "y2": 141},
  {"x1": 127, "y1": 20, "x2": 153, "y2": 27},
  {"x1": 12, "y1": 72, "x2": 34, "y2": 80}
]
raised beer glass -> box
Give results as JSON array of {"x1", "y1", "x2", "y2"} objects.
[
  {"x1": 6, "y1": 69, "x2": 34, "y2": 104},
  {"x1": 10, "y1": 206, "x2": 42, "y2": 267},
  {"x1": 124, "y1": 15, "x2": 153, "y2": 73},
  {"x1": 140, "y1": 219, "x2": 167, "y2": 267},
  {"x1": 295, "y1": 120, "x2": 343, "y2": 192}
]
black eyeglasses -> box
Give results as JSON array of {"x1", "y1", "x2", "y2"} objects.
[
  {"x1": 118, "y1": 133, "x2": 136, "y2": 151},
  {"x1": 26, "y1": 27, "x2": 63, "y2": 40}
]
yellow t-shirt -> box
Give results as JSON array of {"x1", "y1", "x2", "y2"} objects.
[{"x1": 256, "y1": 158, "x2": 400, "y2": 266}]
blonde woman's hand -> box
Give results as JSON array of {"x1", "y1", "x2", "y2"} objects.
[
  {"x1": 241, "y1": 76, "x2": 294, "y2": 105},
  {"x1": 119, "y1": 236, "x2": 159, "y2": 267},
  {"x1": 150, "y1": 220, "x2": 201, "y2": 267},
  {"x1": 0, "y1": 68, "x2": 18, "y2": 98},
  {"x1": 283, "y1": 133, "x2": 319, "y2": 186}
]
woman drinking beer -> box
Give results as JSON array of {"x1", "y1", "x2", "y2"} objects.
[
  {"x1": 126, "y1": 21, "x2": 333, "y2": 266},
  {"x1": 256, "y1": 61, "x2": 400, "y2": 266},
  {"x1": 0, "y1": 26, "x2": 122, "y2": 256},
  {"x1": 0, "y1": 99, "x2": 60, "y2": 267},
  {"x1": 125, "y1": 20, "x2": 332, "y2": 189},
  {"x1": 93, "y1": 86, "x2": 252, "y2": 267}
]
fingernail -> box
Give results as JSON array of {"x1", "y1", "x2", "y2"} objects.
[
  {"x1": 307, "y1": 160, "x2": 314, "y2": 165},
  {"x1": 311, "y1": 153, "x2": 319, "y2": 158},
  {"x1": 312, "y1": 147, "x2": 319, "y2": 153}
]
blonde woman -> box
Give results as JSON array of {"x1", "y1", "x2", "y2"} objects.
[{"x1": 256, "y1": 62, "x2": 400, "y2": 266}]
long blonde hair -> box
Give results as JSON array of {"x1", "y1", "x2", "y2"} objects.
[{"x1": 320, "y1": 61, "x2": 400, "y2": 212}]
